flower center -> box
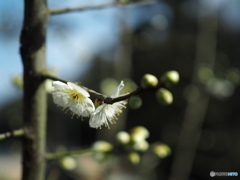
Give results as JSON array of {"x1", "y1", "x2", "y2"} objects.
[{"x1": 68, "y1": 89, "x2": 85, "y2": 101}]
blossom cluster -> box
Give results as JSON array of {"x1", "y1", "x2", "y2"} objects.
[{"x1": 52, "y1": 80, "x2": 127, "y2": 129}]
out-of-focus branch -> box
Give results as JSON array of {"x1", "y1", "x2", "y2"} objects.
[
  {"x1": 50, "y1": 0, "x2": 157, "y2": 15},
  {"x1": 0, "y1": 129, "x2": 24, "y2": 140},
  {"x1": 42, "y1": 74, "x2": 164, "y2": 104},
  {"x1": 46, "y1": 148, "x2": 94, "y2": 160}
]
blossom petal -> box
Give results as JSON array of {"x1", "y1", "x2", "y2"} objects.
[
  {"x1": 52, "y1": 81, "x2": 68, "y2": 90},
  {"x1": 52, "y1": 92, "x2": 70, "y2": 107},
  {"x1": 69, "y1": 97, "x2": 95, "y2": 117},
  {"x1": 89, "y1": 104, "x2": 106, "y2": 128},
  {"x1": 67, "y1": 82, "x2": 90, "y2": 97},
  {"x1": 111, "y1": 81, "x2": 124, "y2": 98}
]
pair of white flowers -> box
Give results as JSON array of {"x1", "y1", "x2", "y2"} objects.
[{"x1": 52, "y1": 80, "x2": 126, "y2": 129}]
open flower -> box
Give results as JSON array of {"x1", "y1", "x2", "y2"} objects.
[
  {"x1": 89, "y1": 81, "x2": 127, "y2": 129},
  {"x1": 52, "y1": 81, "x2": 95, "y2": 117}
]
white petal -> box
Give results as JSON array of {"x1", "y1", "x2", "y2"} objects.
[
  {"x1": 67, "y1": 82, "x2": 90, "y2": 97},
  {"x1": 69, "y1": 97, "x2": 95, "y2": 117},
  {"x1": 52, "y1": 92, "x2": 69, "y2": 107},
  {"x1": 89, "y1": 104, "x2": 107, "y2": 128},
  {"x1": 52, "y1": 81, "x2": 68, "y2": 90},
  {"x1": 111, "y1": 80, "x2": 124, "y2": 98}
]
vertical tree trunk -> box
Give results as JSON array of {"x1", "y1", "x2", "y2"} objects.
[{"x1": 20, "y1": 0, "x2": 49, "y2": 179}]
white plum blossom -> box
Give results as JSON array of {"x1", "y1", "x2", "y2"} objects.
[
  {"x1": 89, "y1": 81, "x2": 127, "y2": 129},
  {"x1": 52, "y1": 81, "x2": 95, "y2": 117}
]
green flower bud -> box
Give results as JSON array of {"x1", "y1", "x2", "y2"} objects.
[
  {"x1": 129, "y1": 96, "x2": 142, "y2": 109},
  {"x1": 156, "y1": 88, "x2": 173, "y2": 105},
  {"x1": 92, "y1": 141, "x2": 113, "y2": 152},
  {"x1": 161, "y1": 70, "x2": 180, "y2": 87},
  {"x1": 131, "y1": 126, "x2": 150, "y2": 142},
  {"x1": 141, "y1": 74, "x2": 158, "y2": 88},
  {"x1": 59, "y1": 157, "x2": 77, "y2": 171},
  {"x1": 152, "y1": 143, "x2": 171, "y2": 158},
  {"x1": 128, "y1": 152, "x2": 140, "y2": 164},
  {"x1": 12, "y1": 75, "x2": 23, "y2": 88},
  {"x1": 133, "y1": 140, "x2": 149, "y2": 152},
  {"x1": 116, "y1": 131, "x2": 130, "y2": 144}
]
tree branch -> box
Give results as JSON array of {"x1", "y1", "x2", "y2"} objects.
[
  {"x1": 46, "y1": 148, "x2": 94, "y2": 160},
  {"x1": 50, "y1": 0, "x2": 157, "y2": 15},
  {"x1": 0, "y1": 129, "x2": 24, "y2": 141},
  {"x1": 42, "y1": 74, "x2": 164, "y2": 104}
]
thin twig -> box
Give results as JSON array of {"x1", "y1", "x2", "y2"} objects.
[
  {"x1": 46, "y1": 148, "x2": 94, "y2": 160},
  {"x1": 50, "y1": 0, "x2": 157, "y2": 15},
  {"x1": 0, "y1": 129, "x2": 24, "y2": 141},
  {"x1": 42, "y1": 74, "x2": 164, "y2": 104}
]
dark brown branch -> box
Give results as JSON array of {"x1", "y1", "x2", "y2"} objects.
[
  {"x1": 42, "y1": 74, "x2": 165, "y2": 104},
  {"x1": 0, "y1": 129, "x2": 24, "y2": 141},
  {"x1": 50, "y1": 0, "x2": 157, "y2": 15}
]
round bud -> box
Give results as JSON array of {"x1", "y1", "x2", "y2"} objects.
[
  {"x1": 129, "y1": 96, "x2": 142, "y2": 109},
  {"x1": 161, "y1": 70, "x2": 180, "y2": 87},
  {"x1": 92, "y1": 141, "x2": 113, "y2": 152},
  {"x1": 156, "y1": 88, "x2": 173, "y2": 105},
  {"x1": 141, "y1": 74, "x2": 158, "y2": 88},
  {"x1": 131, "y1": 126, "x2": 150, "y2": 142},
  {"x1": 116, "y1": 131, "x2": 130, "y2": 144},
  {"x1": 128, "y1": 152, "x2": 140, "y2": 164},
  {"x1": 152, "y1": 143, "x2": 171, "y2": 158},
  {"x1": 133, "y1": 140, "x2": 149, "y2": 152},
  {"x1": 59, "y1": 157, "x2": 77, "y2": 171}
]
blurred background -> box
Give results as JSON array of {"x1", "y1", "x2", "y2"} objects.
[{"x1": 0, "y1": 0, "x2": 240, "y2": 179}]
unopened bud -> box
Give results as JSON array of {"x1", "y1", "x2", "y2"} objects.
[
  {"x1": 152, "y1": 143, "x2": 171, "y2": 158},
  {"x1": 92, "y1": 141, "x2": 113, "y2": 152},
  {"x1": 129, "y1": 96, "x2": 142, "y2": 109},
  {"x1": 131, "y1": 126, "x2": 150, "y2": 142},
  {"x1": 116, "y1": 131, "x2": 130, "y2": 144},
  {"x1": 59, "y1": 157, "x2": 77, "y2": 171},
  {"x1": 141, "y1": 74, "x2": 158, "y2": 88},
  {"x1": 12, "y1": 75, "x2": 23, "y2": 88},
  {"x1": 133, "y1": 140, "x2": 149, "y2": 152},
  {"x1": 161, "y1": 70, "x2": 180, "y2": 87},
  {"x1": 156, "y1": 88, "x2": 173, "y2": 105},
  {"x1": 128, "y1": 152, "x2": 140, "y2": 164}
]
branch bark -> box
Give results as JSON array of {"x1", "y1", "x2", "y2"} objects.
[
  {"x1": 42, "y1": 74, "x2": 164, "y2": 104},
  {"x1": 50, "y1": 0, "x2": 157, "y2": 15},
  {"x1": 20, "y1": 0, "x2": 49, "y2": 179}
]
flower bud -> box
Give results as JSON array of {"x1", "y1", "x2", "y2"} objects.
[
  {"x1": 59, "y1": 157, "x2": 77, "y2": 171},
  {"x1": 152, "y1": 143, "x2": 171, "y2": 158},
  {"x1": 141, "y1": 74, "x2": 158, "y2": 88},
  {"x1": 161, "y1": 70, "x2": 180, "y2": 87},
  {"x1": 131, "y1": 126, "x2": 149, "y2": 142},
  {"x1": 156, "y1": 88, "x2": 173, "y2": 105},
  {"x1": 12, "y1": 75, "x2": 23, "y2": 88},
  {"x1": 92, "y1": 141, "x2": 113, "y2": 152},
  {"x1": 128, "y1": 152, "x2": 140, "y2": 164},
  {"x1": 133, "y1": 140, "x2": 149, "y2": 152},
  {"x1": 129, "y1": 96, "x2": 142, "y2": 109},
  {"x1": 116, "y1": 131, "x2": 130, "y2": 144}
]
